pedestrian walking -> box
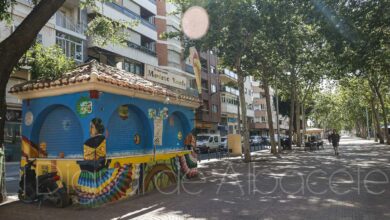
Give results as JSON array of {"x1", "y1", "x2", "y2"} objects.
[{"x1": 329, "y1": 129, "x2": 340, "y2": 156}]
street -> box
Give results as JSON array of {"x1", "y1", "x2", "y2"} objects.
[
  {"x1": 1, "y1": 136, "x2": 389, "y2": 220},
  {"x1": 5, "y1": 162, "x2": 19, "y2": 196}
]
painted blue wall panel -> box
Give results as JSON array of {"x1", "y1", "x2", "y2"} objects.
[
  {"x1": 106, "y1": 106, "x2": 146, "y2": 155},
  {"x1": 22, "y1": 91, "x2": 195, "y2": 158},
  {"x1": 163, "y1": 113, "x2": 184, "y2": 151},
  {"x1": 38, "y1": 106, "x2": 83, "y2": 158}
]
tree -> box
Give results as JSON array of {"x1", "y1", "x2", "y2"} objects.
[
  {"x1": 181, "y1": 0, "x2": 260, "y2": 162},
  {"x1": 310, "y1": 0, "x2": 390, "y2": 144},
  {"x1": 23, "y1": 43, "x2": 76, "y2": 80}
]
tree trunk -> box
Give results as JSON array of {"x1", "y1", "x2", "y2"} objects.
[
  {"x1": 302, "y1": 102, "x2": 306, "y2": 142},
  {"x1": 374, "y1": 87, "x2": 389, "y2": 144},
  {"x1": 262, "y1": 75, "x2": 277, "y2": 154},
  {"x1": 236, "y1": 63, "x2": 250, "y2": 162},
  {"x1": 288, "y1": 72, "x2": 296, "y2": 149},
  {"x1": 372, "y1": 104, "x2": 378, "y2": 142},
  {"x1": 0, "y1": 0, "x2": 65, "y2": 202},
  {"x1": 295, "y1": 98, "x2": 301, "y2": 147},
  {"x1": 372, "y1": 98, "x2": 384, "y2": 143}
]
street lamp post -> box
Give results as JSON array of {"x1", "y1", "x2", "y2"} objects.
[{"x1": 276, "y1": 88, "x2": 281, "y2": 152}]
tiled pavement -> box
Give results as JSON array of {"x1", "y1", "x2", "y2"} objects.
[{"x1": 1, "y1": 137, "x2": 389, "y2": 220}]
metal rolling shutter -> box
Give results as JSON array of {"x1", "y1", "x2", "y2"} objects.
[
  {"x1": 106, "y1": 107, "x2": 145, "y2": 156},
  {"x1": 164, "y1": 114, "x2": 184, "y2": 150},
  {"x1": 39, "y1": 106, "x2": 83, "y2": 158}
]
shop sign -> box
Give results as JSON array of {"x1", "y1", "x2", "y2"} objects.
[
  {"x1": 76, "y1": 97, "x2": 92, "y2": 117},
  {"x1": 228, "y1": 117, "x2": 237, "y2": 123},
  {"x1": 144, "y1": 65, "x2": 187, "y2": 90}
]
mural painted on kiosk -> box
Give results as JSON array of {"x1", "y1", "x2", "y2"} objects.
[{"x1": 21, "y1": 116, "x2": 198, "y2": 207}]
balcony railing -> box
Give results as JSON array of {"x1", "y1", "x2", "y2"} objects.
[
  {"x1": 106, "y1": 2, "x2": 156, "y2": 31},
  {"x1": 55, "y1": 12, "x2": 86, "y2": 35},
  {"x1": 222, "y1": 69, "x2": 238, "y2": 80},
  {"x1": 127, "y1": 41, "x2": 156, "y2": 56},
  {"x1": 185, "y1": 64, "x2": 195, "y2": 74},
  {"x1": 220, "y1": 86, "x2": 239, "y2": 96}
]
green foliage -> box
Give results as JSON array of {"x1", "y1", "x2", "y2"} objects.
[
  {"x1": 24, "y1": 43, "x2": 76, "y2": 80},
  {"x1": 0, "y1": 0, "x2": 16, "y2": 23},
  {"x1": 86, "y1": 15, "x2": 138, "y2": 46}
]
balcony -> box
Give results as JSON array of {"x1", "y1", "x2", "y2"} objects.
[
  {"x1": 55, "y1": 12, "x2": 86, "y2": 39},
  {"x1": 220, "y1": 86, "x2": 239, "y2": 96},
  {"x1": 127, "y1": 41, "x2": 156, "y2": 56},
  {"x1": 106, "y1": 2, "x2": 156, "y2": 31},
  {"x1": 185, "y1": 64, "x2": 195, "y2": 75},
  {"x1": 221, "y1": 102, "x2": 238, "y2": 115},
  {"x1": 88, "y1": 41, "x2": 158, "y2": 66},
  {"x1": 133, "y1": 0, "x2": 157, "y2": 13},
  {"x1": 220, "y1": 69, "x2": 238, "y2": 83},
  {"x1": 90, "y1": 3, "x2": 157, "y2": 41},
  {"x1": 250, "y1": 122, "x2": 269, "y2": 130}
]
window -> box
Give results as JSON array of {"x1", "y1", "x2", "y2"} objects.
[
  {"x1": 261, "y1": 116, "x2": 266, "y2": 122},
  {"x1": 260, "y1": 104, "x2": 265, "y2": 110},
  {"x1": 200, "y1": 58, "x2": 207, "y2": 71},
  {"x1": 201, "y1": 80, "x2": 209, "y2": 92},
  {"x1": 211, "y1": 84, "x2": 217, "y2": 93},
  {"x1": 56, "y1": 32, "x2": 83, "y2": 62},
  {"x1": 212, "y1": 104, "x2": 218, "y2": 113},
  {"x1": 123, "y1": 59, "x2": 144, "y2": 75},
  {"x1": 203, "y1": 101, "x2": 209, "y2": 112},
  {"x1": 213, "y1": 136, "x2": 218, "y2": 142}
]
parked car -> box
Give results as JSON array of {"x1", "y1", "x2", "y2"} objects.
[
  {"x1": 219, "y1": 136, "x2": 228, "y2": 152},
  {"x1": 304, "y1": 135, "x2": 324, "y2": 151},
  {"x1": 261, "y1": 136, "x2": 270, "y2": 146},
  {"x1": 196, "y1": 134, "x2": 221, "y2": 153},
  {"x1": 249, "y1": 136, "x2": 262, "y2": 146}
]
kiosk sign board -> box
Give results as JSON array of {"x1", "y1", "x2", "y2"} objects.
[
  {"x1": 144, "y1": 65, "x2": 187, "y2": 90},
  {"x1": 154, "y1": 118, "x2": 163, "y2": 146}
]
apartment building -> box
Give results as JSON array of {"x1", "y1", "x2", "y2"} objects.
[
  {"x1": 219, "y1": 69, "x2": 254, "y2": 136},
  {"x1": 154, "y1": 0, "x2": 197, "y2": 96},
  {"x1": 250, "y1": 80, "x2": 289, "y2": 136},
  {"x1": 193, "y1": 51, "x2": 221, "y2": 134},
  {"x1": 87, "y1": 0, "x2": 158, "y2": 73},
  {"x1": 0, "y1": 0, "x2": 87, "y2": 161}
]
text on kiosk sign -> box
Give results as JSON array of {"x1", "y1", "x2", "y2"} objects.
[{"x1": 145, "y1": 65, "x2": 187, "y2": 90}]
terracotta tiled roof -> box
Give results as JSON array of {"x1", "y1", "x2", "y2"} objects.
[{"x1": 10, "y1": 60, "x2": 200, "y2": 104}]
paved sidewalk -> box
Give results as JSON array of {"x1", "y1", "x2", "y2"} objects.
[{"x1": 1, "y1": 137, "x2": 389, "y2": 220}]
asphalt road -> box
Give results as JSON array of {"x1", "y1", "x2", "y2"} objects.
[
  {"x1": 5, "y1": 162, "x2": 20, "y2": 195},
  {"x1": 1, "y1": 137, "x2": 389, "y2": 220}
]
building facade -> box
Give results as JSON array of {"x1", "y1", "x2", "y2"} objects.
[
  {"x1": 194, "y1": 51, "x2": 221, "y2": 134},
  {"x1": 218, "y1": 69, "x2": 254, "y2": 136},
  {"x1": 250, "y1": 80, "x2": 289, "y2": 137},
  {"x1": 87, "y1": 0, "x2": 158, "y2": 72},
  {"x1": 154, "y1": 0, "x2": 197, "y2": 97}
]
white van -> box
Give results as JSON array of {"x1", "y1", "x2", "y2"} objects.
[{"x1": 196, "y1": 134, "x2": 221, "y2": 153}]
